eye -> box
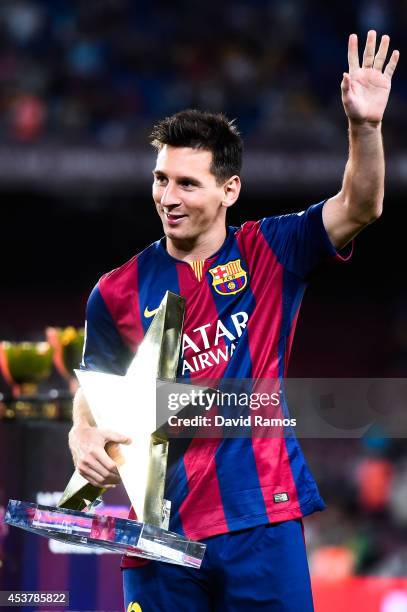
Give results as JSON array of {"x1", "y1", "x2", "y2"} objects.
[{"x1": 154, "y1": 175, "x2": 167, "y2": 185}]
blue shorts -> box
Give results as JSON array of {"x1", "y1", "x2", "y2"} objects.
[{"x1": 123, "y1": 519, "x2": 314, "y2": 611}]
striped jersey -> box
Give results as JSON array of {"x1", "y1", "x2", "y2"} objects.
[{"x1": 81, "y1": 201, "x2": 350, "y2": 567}]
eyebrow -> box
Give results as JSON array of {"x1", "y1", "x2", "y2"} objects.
[{"x1": 152, "y1": 171, "x2": 202, "y2": 187}]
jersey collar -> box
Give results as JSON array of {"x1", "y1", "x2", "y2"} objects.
[{"x1": 155, "y1": 226, "x2": 236, "y2": 265}]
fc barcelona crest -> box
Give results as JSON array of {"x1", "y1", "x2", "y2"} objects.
[{"x1": 209, "y1": 259, "x2": 248, "y2": 296}]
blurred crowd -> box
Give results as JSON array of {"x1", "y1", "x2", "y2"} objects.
[
  {"x1": 0, "y1": 0, "x2": 406, "y2": 150},
  {"x1": 304, "y1": 302, "x2": 407, "y2": 580},
  {"x1": 305, "y1": 438, "x2": 407, "y2": 579}
]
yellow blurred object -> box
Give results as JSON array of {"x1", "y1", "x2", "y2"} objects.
[
  {"x1": 45, "y1": 326, "x2": 84, "y2": 391},
  {"x1": 60, "y1": 326, "x2": 79, "y2": 346},
  {"x1": 0, "y1": 341, "x2": 53, "y2": 389}
]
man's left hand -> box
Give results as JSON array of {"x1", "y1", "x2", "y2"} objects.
[{"x1": 341, "y1": 30, "x2": 399, "y2": 125}]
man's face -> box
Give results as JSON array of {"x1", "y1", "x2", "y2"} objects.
[{"x1": 152, "y1": 145, "x2": 227, "y2": 244}]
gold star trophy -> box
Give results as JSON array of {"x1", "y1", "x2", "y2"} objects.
[{"x1": 6, "y1": 292, "x2": 206, "y2": 568}]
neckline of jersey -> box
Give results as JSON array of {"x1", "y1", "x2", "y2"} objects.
[{"x1": 155, "y1": 225, "x2": 237, "y2": 266}]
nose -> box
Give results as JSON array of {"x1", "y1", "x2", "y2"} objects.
[{"x1": 160, "y1": 180, "x2": 181, "y2": 207}]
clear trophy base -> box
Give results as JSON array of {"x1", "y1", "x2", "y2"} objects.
[{"x1": 5, "y1": 500, "x2": 206, "y2": 568}]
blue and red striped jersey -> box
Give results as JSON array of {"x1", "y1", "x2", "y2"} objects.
[{"x1": 82, "y1": 201, "x2": 350, "y2": 567}]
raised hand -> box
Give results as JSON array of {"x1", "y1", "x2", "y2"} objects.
[{"x1": 341, "y1": 30, "x2": 399, "y2": 125}]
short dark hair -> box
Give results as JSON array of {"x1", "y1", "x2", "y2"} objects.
[{"x1": 150, "y1": 109, "x2": 243, "y2": 184}]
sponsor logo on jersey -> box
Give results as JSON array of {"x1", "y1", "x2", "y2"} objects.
[
  {"x1": 181, "y1": 311, "x2": 248, "y2": 375},
  {"x1": 209, "y1": 259, "x2": 247, "y2": 296},
  {"x1": 144, "y1": 305, "x2": 159, "y2": 319},
  {"x1": 127, "y1": 603, "x2": 142, "y2": 612}
]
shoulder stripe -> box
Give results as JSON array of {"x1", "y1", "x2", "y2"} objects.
[{"x1": 99, "y1": 255, "x2": 144, "y2": 352}]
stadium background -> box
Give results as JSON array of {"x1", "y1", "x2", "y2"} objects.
[{"x1": 1, "y1": 1, "x2": 407, "y2": 610}]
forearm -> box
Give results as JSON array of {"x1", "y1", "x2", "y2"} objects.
[
  {"x1": 340, "y1": 120, "x2": 384, "y2": 224},
  {"x1": 71, "y1": 387, "x2": 95, "y2": 429}
]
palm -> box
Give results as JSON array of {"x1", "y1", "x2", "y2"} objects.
[{"x1": 342, "y1": 31, "x2": 399, "y2": 124}]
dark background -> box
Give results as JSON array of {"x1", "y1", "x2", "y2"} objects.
[{"x1": 1, "y1": 187, "x2": 404, "y2": 378}]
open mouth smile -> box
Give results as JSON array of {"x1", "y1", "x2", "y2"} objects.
[{"x1": 165, "y1": 212, "x2": 188, "y2": 225}]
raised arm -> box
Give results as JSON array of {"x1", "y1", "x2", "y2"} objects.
[{"x1": 323, "y1": 31, "x2": 399, "y2": 249}]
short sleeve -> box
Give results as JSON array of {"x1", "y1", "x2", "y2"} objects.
[
  {"x1": 259, "y1": 200, "x2": 352, "y2": 279},
  {"x1": 80, "y1": 284, "x2": 133, "y2": 375}
]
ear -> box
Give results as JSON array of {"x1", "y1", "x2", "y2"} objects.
[{"x1": 221, "y1": 175, "x2": 241, "y2": 209}]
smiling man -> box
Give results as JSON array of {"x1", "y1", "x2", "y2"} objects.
[
  {"x1": 152, "y1": 143, "x2": 240, "y2": 260},
  {"x1": 69, "y1": 32, "x2": 399, "y2": 611}
]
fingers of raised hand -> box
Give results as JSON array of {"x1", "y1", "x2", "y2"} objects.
[
  {"x1": 373, "y1": 34, "x2": 390, "y2": 71},
  {"x1": 363, "y1": 31, "x2": 399, "y2": 79},
  {"x1": 384, "y1": 49, "x2": 400, "y2": 79},
  {"x1": 348, "y1": 33, "x2": 360, "y2": 73},
  {"x1": 341, "y1": 72, "x2": 351, "y2": 94},
  {"x1": 350, "y1": 31, "x2": 399, "y2": 80},
  {"x1": 362, "y1": 30, "x2": 377, "y2": 68}
]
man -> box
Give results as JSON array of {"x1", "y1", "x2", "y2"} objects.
[{"x1": 69, "y1": 32, "x2": 399, "y2": 611}]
